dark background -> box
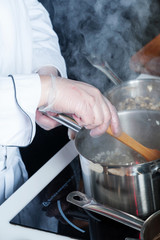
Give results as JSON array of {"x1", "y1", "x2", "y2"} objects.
[
  {"x1": 20, "y1": 0, "x2": 160, "y2": 177},
  {"x1": 40, "y1": 0, "x2": 160, "y2": 90}
]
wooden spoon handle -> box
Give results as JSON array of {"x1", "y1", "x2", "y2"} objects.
[{"x1": 106, "y1": 126, "x2": 159, "y2": 162}]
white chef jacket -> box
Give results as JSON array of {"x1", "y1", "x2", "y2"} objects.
[{"x1": 0, "y1": 0, "x2": 67, "y2": 204}]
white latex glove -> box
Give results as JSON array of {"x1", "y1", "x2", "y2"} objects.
[
  {"x1": 36, "y1": 66, "x2": 60, "y2": 130},
  {"x1": 40, "y1": 75, "x2": 121, "y2": 137}
]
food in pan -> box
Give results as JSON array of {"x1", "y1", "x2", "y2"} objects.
[
  {"x1": 93, "y1": 148, "x2": 145, "y2": 165},
  {"x1": 117, "y1": 96, "x2": 160, "y2": 111}
]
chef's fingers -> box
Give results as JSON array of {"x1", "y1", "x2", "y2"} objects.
[
  {"x1": 73, "y1": 88, "x2": 108, "y2": 130},
  {"x1": 89, "y1": 97, "x2": 121, "y2": 137},
  {"x1": 36, "y1": 110, "x2": 61, "y2": 130},
  {"x1": 104, "y1": 98, "x2": 122, "y2": 136},
  {"x1": 86, "y1": 106, "x2": 110, "y2": 136},
  {"x1": 89, "y1": 98, "x2": 111, "y2": 137}
]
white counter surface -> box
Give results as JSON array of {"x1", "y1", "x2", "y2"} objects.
[{"x1": 0, "y1": 140, "x2": 78, "y2": 240}]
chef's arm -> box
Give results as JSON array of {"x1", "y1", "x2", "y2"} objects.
[
  {"x1": 25, "y1": 0, "x2": 68, "y2": 130},
  {"x1": 25, "y1": 0, "x2": 67, "y2": 78},
  {"x1": 0, "y1": 73, "x2": 121, "y2": 146},
  {"x1": 0, "y1": 73, "x2": 58, "y2": 147},
  {"x1": 0, "y1": 74, "x2": 40, "y2": 146}
]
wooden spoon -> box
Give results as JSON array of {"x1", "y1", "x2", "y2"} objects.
[{"x1": 107, "y1": 126, "x2": 160, "y2": 162}]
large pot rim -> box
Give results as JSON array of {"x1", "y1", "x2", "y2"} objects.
[{"x1": 107, "y1": 78, "x2": 160, "y2": 96}]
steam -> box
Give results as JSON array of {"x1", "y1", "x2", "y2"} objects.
[{"x1": 40, "y1": 0, "x2": 160, "y2": 93}]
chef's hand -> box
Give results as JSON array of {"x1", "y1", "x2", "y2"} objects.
[{"x1": 39, "y1": 75, "x2": 121, "y2": 137}]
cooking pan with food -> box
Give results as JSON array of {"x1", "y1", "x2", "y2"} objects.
[
  {"x1": 85, "y1": 55, "x2": 160, "y2": 112},
  {"x1": 74, "y1": 110, "x2": 160, "y2": 219},
  {"x1": 106, "y1": 78, "x2": 160, "y2": 111},
  {"x1": 46, "y1": 110, "x2": 160, "y2": 219}
]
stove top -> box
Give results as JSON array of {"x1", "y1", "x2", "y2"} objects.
[{"x1": 10, "y1": 156, "x2": 140, "y2": 240}]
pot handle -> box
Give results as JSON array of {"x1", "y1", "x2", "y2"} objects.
[
  {"x1": 150, "y1": 164, "x2": 160, "y2": 175},
  {"x1": 38, "y1": 110, "x2": 81, "y2": 133},
  {"x1": 67, "y1": 191, "x2": 143, "y2": 231}
]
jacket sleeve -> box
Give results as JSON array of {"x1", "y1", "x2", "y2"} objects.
[
  {"x1": 25, "y1": 0, "x2": 67, "y2": 77},
  {"x1": 0, "y1": 74, "x2": 41, "y2": 146}
]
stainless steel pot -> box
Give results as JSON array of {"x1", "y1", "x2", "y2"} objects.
[
  {"x1": 105, "y1": 78, "x2": 160, "y2": 111},
  {"x1": 67, "y1": 191, "x2": 160, "y2": 240},
  {"x1": 86, "y1": 55, "x2": 160, "y2": 112},
  {"x1": 75, "y1": 110, "x2": 160, "y2": 219},
  {"x1": 45, "y1": 110, "x2": 160, "y2": 219}
]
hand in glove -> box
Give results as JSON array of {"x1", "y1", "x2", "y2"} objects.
[
  {"x1": 36, "y1": 67, "x2": 61, "y2": 130},
  {"x1": 39, "y1": 75, "x2": 121, "y2": 137}
]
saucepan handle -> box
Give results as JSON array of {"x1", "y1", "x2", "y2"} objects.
[
  {"x1": 67, "y1": 191, "x2": 143, "y2": 231},
  {"x1": 39, "y1": 109, "x2": 81, "y2": 133}
]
